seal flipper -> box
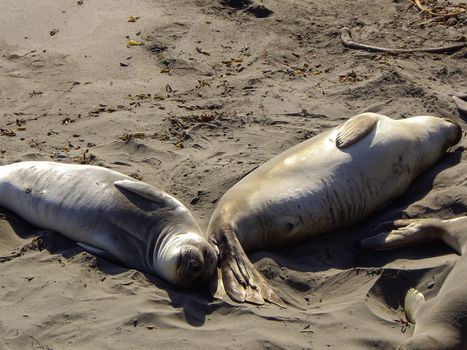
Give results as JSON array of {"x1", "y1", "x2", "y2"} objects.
[
  {"x1": 210, "y1": 267, "x2": 228, "y2": 301},
  {"x1": 404, "y1": 287, "x2": 425, "y2": 324},
  {"x1": 114, "y1": 179, "x2": 174, "y2": 206},
  {"x1": 362, "y1": 218, "x2": 467, "y2": 255},
  {"x1": 336, "y1": 113, "x2": 378, "y2": 148},
  {"x1": 77, "y1": 242, "x2": 120, "y2": 264},
  {"x1": 215, "y1": 226, "x2": 285, "y2": 307},
  {"x1": 361, "y1": 219, "x2": 442, "y2": 251}
]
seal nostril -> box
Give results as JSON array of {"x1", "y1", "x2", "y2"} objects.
[{"x1": 187, "y1": 258, "x2": 203, "y2": 273}]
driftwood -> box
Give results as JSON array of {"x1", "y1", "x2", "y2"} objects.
[{"x1": 340, "y1": 27, "x2": 467, "y2": 53}]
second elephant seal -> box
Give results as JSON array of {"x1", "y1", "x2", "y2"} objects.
[
  {"x1": 363, "y1": 216, "x2": 467, "y2": 350},
  {"x1": 0, "y1": 161, "x2": 217, "y2": 287},
  {"x1": 208, "y1": 113, "x2": 461, "y2": 305}
]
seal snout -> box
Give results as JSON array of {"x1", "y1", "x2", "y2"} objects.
[
  {"x1": 185, "y1": 252, "x2": 204, "y2": 274},
  {"x1": 177, "y1": 243, "x2": 218, "y2": 286}
]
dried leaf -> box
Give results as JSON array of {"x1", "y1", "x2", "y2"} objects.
[
  {"x1": 127, "y1": 40, "x2": 144, "y2": 47},
  {"x1": 128, "y1": 16, "x2": 140, "y2": 23}
]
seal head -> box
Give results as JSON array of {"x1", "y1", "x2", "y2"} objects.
[
  {"x1": 155, "y1": 230, "x2": 218, "y2": 288},
  {"x1": 177, "y1": 239, "x2": 218, "y2": 287}
]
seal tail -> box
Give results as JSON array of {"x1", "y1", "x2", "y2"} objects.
[{"x1": 362, "y1": 217, "x2": 466, "y2": 255}]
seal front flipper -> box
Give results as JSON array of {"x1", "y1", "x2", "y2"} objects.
[
  {"x1": 215, "y1": 226, "x2": 285, "y2": 307},
  {"x1": 336, "y1": 113, "x2": 378, "y2": 148},
  {"x1": 114, "y1": 179, "x2": 175, "y2": 206},
  {"x1": 77, "y1": 242, "x2": 120, "y2": 264}
]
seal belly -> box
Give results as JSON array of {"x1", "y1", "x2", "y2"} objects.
[{"x1": 236, "y1": 124, "x2": 421, "y2": 250}]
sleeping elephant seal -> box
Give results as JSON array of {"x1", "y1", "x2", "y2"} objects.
[
  {"x1": 363, "y1": 216, "x2": 467, "y2": 350},
  {"x1": 0, "y1": 161, "x2": 217, "y2": 288},
  {"x1": 208, "y1": 113, "x2": 461, "y2": 306}
]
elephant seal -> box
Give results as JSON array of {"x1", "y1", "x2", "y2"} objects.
[
  {"x1": 208, "y1": 113, "x2": 461, "y2": 305},
  {"x1": 362, "y1": 216, "x2": 467, "y2": 350},
  {"x1": 0, "y1": 161, "x2": 217, "y2": 287}
]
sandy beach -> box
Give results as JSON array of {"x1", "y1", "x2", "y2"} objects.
[{"x1": 0, "y1": 0, "x2": 466, "y2": 349}]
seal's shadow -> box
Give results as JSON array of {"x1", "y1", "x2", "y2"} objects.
[{"x1": 0, "y1": 207, "x2": 219, "y2": 327}]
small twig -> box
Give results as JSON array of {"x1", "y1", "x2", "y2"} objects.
[
  {"x1": 30, "y1": 336, "x2": 54, "y2": 350},
  {"x1": 340, "y1": 27, "x2": 467, "y2": 54}
]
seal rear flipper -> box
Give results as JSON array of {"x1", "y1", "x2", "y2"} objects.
[
  {"x1": 336, "y1": 113, "x2": 378, "y2": 148},
  {"x1": 210, "y1": 267, "x2": 228, "y2": 301},
  {"x1": 114, "y1": 179, "x2": 175, "y2": 207},
  {"x1": 77, "y1": 242, "x2": 120, "y2": 264},
  {"x1": 404, "y1": 287, "x2": 425, "y2": 324},
  {"x1": 215, "y1": 227, "x2": 285, "y2": 307}
]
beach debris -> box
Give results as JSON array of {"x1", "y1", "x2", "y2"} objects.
[
  {"x1": 196, "y1": 47, "x2": 211, "y2": 56},
  {"x1": 0, "y1": 128, "x2": 16, "y2": 137},
  {"x1": 29, "y1": 336, "x2": 54, "y2": 350},
  {"x1": 29, "y1": 90, "x2": 43, "y2": 97},
  {"x1": 119, "y1": 132, "x2": 145, "y2": 143},
  {"x1": 16, "y1": 119, "x2": 26, "y2": 127},
  {"x1": 49, "y1": 29, "x2": 59, "y2": 36},
  {"x1": 147, "y1": 41, "x2": 167, "y2": 54},
  {"x1": 62, "y1": 117, "x2": 75, "y2": 125},
  {"x1": 128, "y1": 171, "x2": 143, "y2": 181},
  {"x1": 76, "y1": 0, "x2": 84, "y2": 4},
  {"x1": 127, "y1": 39, "x2": 144, "y2": 47},
  {"x1": 120, "y1": 62, "x2": 129, "y2": 67},
  {"x1": 128, "y1": 16, "x2": 140, "y2": 23},
  {"x1": 339, "y1": 70, "x2": 364, "y2": 83},
  {"x1": 340, "y1": 27, "x2": 467, "y2": 53},
  {"x1": 73, "y1": 149, "x2": 96, "y2": 164},
  {"x1": 412, "y1": 0, "x2": 466, "y2": 18}
]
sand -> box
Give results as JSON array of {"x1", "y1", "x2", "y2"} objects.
[{"x1": 0, "y1": 0, "x2": 466, "y2": 349}]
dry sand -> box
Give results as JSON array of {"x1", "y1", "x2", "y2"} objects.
[{"x1": 0, "y1": 0, "x2": 466, "y2": 349}]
